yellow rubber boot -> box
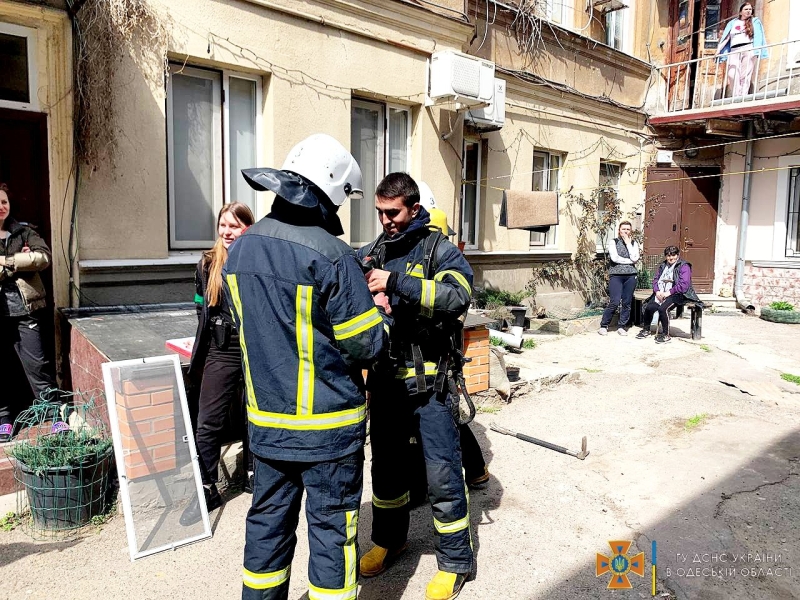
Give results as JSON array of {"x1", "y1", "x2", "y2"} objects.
[
  {"x1": 425, "y1": 571, "x2": 467, "y2": 600},
  {"x1": 359, "y1": 543, "x2": 409, "y2": 577}
]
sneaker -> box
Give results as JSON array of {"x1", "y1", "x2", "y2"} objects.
[
  {"x1": 597, "y1": 327, "x2": 608, "y2": 336},
  {"x1": 426, "y1": 570, "x2": 468, "y2": 600},
  {"x1": 360, "y1": 543, "x2": 409, "y2": 577},
  {"x1": 0, "y1": 423, "x2": 12, "y2": 444},
  {"x1": 617, "y1": 328, "x2": 628, "y2": 336},
  {"x1": 243, "y1": 471, "x2": 254, "y2": 494},
  {"x1": 655, "y1": 334, "x2": 671, "y2": 344},
  {"x1": 635, "y1": 329, "x2": 650, "y2": 339},
  {"x1": 466, "y1": 467, "x2": 490, "y2": 488}
]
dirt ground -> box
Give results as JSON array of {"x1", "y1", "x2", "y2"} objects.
[{"x1": 2, "y1": 312, "x2": 800, "y2": 600}]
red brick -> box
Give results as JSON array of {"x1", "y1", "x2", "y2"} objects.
[
  {"x1": 126, "y1": 456, "x2": 177, "y2": 480},
  {"x1": 150, "y1": 389, "x2": 175, "y2": 406},
  {"x1": 118, "y1": 419, "x2": 152, "y2": 438},
  {"x1": 118, "y1": 392, "x2": 153, "y2": 410},
  {"x1": 124, "y1": 430, "x2": 175, "y2": 448},
  {"x1": 127, "y1": 403, "x2": 173, "y2": 421},
  {"x1": 151, "y1": 416, "x2": 176, "y2": 433},
  {"x1": 122, "y1": 376, "x2": 175, "y2": 395},
  {"x1": 151, "y1": 444, "x2": 177, "y2": 460},
  {"x1": 467, "y1": 380, "x2": 489, "y2": 393}
]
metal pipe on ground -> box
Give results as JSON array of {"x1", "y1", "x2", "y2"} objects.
[{"x1": 734, "y1": 121, "x2": 756, "y2": 312}]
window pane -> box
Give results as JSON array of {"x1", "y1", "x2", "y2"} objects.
[
  {"x1": 461, "y1": 142, "x2": 479, "y2": 246},
  {"x1": 598, "y1": 162, "x2": 621, "y2": 248},
  {"x1": 788, "y1": 168, "x2": 800, "y2": 256},
  {"x1": 171, "y1": 72, "x2": 217, "y2": 243},
  {"x1": 388, "y1": 108, "x2": 409, "y2": 173},
  {"x1": 351, "y1": 102, "x2": 383, "y2": 243},
  {"x1": 229, "y1": 77, "x2": 257, "y2": 212},
  {"x1": 551, "y1": 0, "x2": 563, "y2": 23},
  {"x1": 0, "y1": 32, "x2": 29, "y2": 103},
  {"x1": 532, "y1": 153, "x2": 546, "y2": 191}
]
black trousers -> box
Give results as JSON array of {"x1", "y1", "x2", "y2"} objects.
[
  {"x1": 1, "y1": 312, "x2": 56, "y2": 424},
  {"x1": 600, "y1": 274, "x2": 637, "y2": 329},
  {"x1": 643, "y1": 294, "x2": 681, "y2": 336},
  {"x1": 460, "y1": 424, "x2": 486, "y2": 481},
  {"x1": 195, "y1": 333, "x2": 251, "y2": 485}
]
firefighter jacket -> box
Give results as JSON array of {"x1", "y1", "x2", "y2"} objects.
[
  {"x1": 357, "y1": 209, "x2": 473, "y2": 395},
  {"x1": 223, "y1": 207, "x2": 390, "y2": 462}
]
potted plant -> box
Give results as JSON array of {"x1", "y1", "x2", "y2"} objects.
[
  {"x1": 8, "y1": 399, "x2": 114, "y2": 532},
  {"x1": 760, "y1": 301, "x2": 800, "y2": 324}
]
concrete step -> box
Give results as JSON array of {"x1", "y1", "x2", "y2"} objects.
[{"x1": 698, "y1": 294, "x2": 740, "y2": 311}]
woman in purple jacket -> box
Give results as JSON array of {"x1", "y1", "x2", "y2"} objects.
[{"x1": 636, "y1": 246, "x2": 701, "y2": 343}]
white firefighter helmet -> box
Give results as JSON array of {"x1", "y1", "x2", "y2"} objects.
[
  {"x1": 417, "y1": 181, "x2": 436, "y2": 210},
  {"x1": 281, "y1": 134, "x2": 364, "y2": 206}
]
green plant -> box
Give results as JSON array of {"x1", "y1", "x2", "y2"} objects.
[
  {"x1": 522, "y1": 338, "x2": 537, "y2": 349},
  {"x1": 685, "y1": 413, "x2": 708, "y2": 430},
  {"x1": 0, "y1": 511, "x2": 25, "y2": 532},
  {"x1": 477, "y1": 405, "x2": 501, "y2": 414},
  {"x1": 581, "y1": 367, "x2": 602, "y2": 373},
  {"x1": 490, "y1": 336, "x2": 505, "y2": 346},
  {"x1": 90, "y1": 504, "x2": 116, "y2": 527},
  {"x1": 700, "y1": 344, "x2": 711, "y2": 352},
  {"x1": 9, "y1": 430, "x2": 113, "y2": 476},
  {"x1": 781, "y1": 373, "x2": 800, "y2": 386},
  {"x1": 475, "y1": 288, "x2": 528, "y2": 308},
  {"x1": 770, "y1": 301, "x2": 795, "y2": 311}
]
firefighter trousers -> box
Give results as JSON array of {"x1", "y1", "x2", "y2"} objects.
[
  {"x1": 242, "y1": 449, "x2": 363, "y2": 600},
  {"x1": 369, "y1": 383, "x2": 473, "y2": 574}
]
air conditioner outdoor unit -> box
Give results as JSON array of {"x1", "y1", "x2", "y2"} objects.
[
  {"x1": 428, "y1": 50, "x2": 495, "y2": 108},
  {"x1": 466, "y1": 78, "x2": 506, "y2": 131}
]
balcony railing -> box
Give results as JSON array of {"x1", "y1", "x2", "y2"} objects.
[{"x1": 652, "y1": 39, "x2": 800, "y2": 116}]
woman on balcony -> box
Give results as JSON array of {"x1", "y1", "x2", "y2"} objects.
[{"x1": 717, "y1": 2, "x2": 768, "y2": 99}]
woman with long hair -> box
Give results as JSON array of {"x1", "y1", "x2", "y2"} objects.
[
  {"x1": 598, "y1": 220, "x2": 640, "y2": 336},
  {"x1": 717, "y1": 3, "x2": 768, "y2": 98},
  {"x1": 181, "y1": 202, "x2": 255, "y2": 525},
  {"x1": 0, "y1": 183, "x2": 57, "y2": 442}
]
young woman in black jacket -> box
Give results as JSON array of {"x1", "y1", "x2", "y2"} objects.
[
  {"x1": 0, "y1": 183, "x2": 57, "y2": 442},
  {"x1": 181, "y1": 202, "x2": 255, "y2": 525}
]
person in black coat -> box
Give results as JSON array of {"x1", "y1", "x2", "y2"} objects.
[
  {"x1": 181, "y1": 202, "x2": 255, "y2": 526},
  {"x1": 0, "y1": 183, "x2": 57, "y2": 442}
]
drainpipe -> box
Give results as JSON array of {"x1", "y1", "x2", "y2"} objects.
[{"x1": 734, "y1": 122, "x2": 756, "y2": 311}]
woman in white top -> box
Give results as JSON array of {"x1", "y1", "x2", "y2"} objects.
[
  {"x1": 598, "y1": 221, "x2": 641, "y2": 336},
  {"x1": 717, "y1": 3, "x2": 768, "y2": 98}
]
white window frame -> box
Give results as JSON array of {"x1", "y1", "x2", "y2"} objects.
[
  {"x1": 223, "y1": 71, "x2": 263, "y2": 215},
  {"x1": 790, "y1": 2, "x2": 800, "y2": 67},
  {"x1": 530, "y1": 151, "x2": 561, "y2": 248},
  {"x1": 597, "y1": 161, "x2": 622, "y2": 252},
  {"x1": 604, "y1": 6, "x2": 632, "y2": 53},
  {"x1": 460, "y1": 139, "x2": 482, "y2": 251},
  {"x1": 0, "y1": 22, "x2": 38, "y2": 111},
  {"x1": 349, "y1": 98, "x2": 411, "y2": 248},
  {"x1": 773, "y1": 156, "x2": 800, "y2": 260},
  {"x1": 542, "y1": 0, "x2": 567, "y2": 25},
  {"x1": 166, "y1": 64, "x2": 263, "y2": 249}
]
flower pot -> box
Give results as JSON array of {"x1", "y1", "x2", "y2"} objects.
[
  {"x1": 509, "y1": 306, "x2": 527, "y2": 328},
  {"x1": 18, "y1": 447, "x2": 113, "y2": 530},
  {"x1": 760, "y1": 307, "x2": 800, "y2": 324}
]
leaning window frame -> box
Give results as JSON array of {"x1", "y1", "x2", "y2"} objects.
[
  {"x1": 0, "y1": 22, "x2": 38, "y2": 111},
  {"x1": 166, "y1": 63, "x2": 263, "y2": 250}
]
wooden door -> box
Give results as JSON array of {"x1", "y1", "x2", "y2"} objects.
[
  {"x1": 681, "y1": 168, "x2": 719, "y2": 293},
  {"x1": 668, "y1": 0, "x2": 697, "y2": 110},
  {"x1": 645, "y1": 167, "x2": 719, "y2": 294},
  {"x1": 0, "y1": 107, "x2": 52, "y2": 403}
]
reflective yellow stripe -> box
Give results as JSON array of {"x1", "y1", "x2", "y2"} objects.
[
  {"x1": 226, "y1": 275, "x2": 257, "y2": 409},
  {"x1": 394, "y1": 362, "x2": 438, "y2": 380},
  {"x1": 242, "y1": 566, "x2": 290, "y2": 590},
  {"x1": 344, "y1": 510, "x2": 358, "y2": 587},
  {"x1": 308, "y1": 582, "x2": 358, "y2": 600},
  {"x1": 433, "y1": 514, "x2": 470, "y2": 535},
  {"x1": 383, "y1": 323, "x2": 390, "y2": 335},
  {"x1": 372, "y1": 491, "x2": 409, "y2": 509},
  {"x1": 295, "y1": 285, "x2": 314, "y2": 415},
  {"x1": 434, "y1": 269, "x2": 472, "y2": 295},
  {"x1": 421, "y1": 280, "x2": 436, "y2": 318},
  {"x1": 248, "y1": 404, "x2": 366, "y2": 431},
  {"x1": 333, "y1": 307, "x2": 382, "y2": 340},
  {"x1": 406, "y1": 262, "x2": 424, "y2": 278}
]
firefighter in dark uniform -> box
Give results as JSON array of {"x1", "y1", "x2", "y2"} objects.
[
  {"x1": 357, "y1": 173, "x2": 474, "y2": 600},
  {"x1": 224, "y1": 134, "x2": 390, "y2": 600}
]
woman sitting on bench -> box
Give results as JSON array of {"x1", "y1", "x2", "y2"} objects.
[{"x1": 636, "y1": 246, "x2": 701, "y2": 344}]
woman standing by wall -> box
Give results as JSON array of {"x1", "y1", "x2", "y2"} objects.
[
  {"x1": 598, "y1": 221, "x2": 640, "y2": 336},
  {"x1": 717, "y1": 2, "x2": 768, "y2": 98},
  {"x1": 181, "y1": 202, "x2": 255, "y2": 526},
  {"x1": 0, "y1": 183, "x2": 57, "y2": 442}
]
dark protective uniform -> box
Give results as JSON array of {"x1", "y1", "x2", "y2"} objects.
[
  {"x1": 358, "y1": 209, "x2": 475, "y2": 574},
  {"x1": 224, "y1": 190, "x2": 389, "y2": 600}
]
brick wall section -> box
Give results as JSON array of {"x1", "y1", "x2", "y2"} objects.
[
  {"x1": 463, "y1": 326, "x2": 490, "y2": 394},
  {"x1": 721, "y1": 265, "x2": 800, "y2": 306},
  {"x1": 115, "y1": 375, "x2": 178, "y2": 480},
  {"x1": 69, "y1": 327, "x2": 110, "y2": 427}
]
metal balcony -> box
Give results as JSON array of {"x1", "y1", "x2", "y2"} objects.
[{"x1": 649, "y1": 39, "x2": 800, "y2": 125}]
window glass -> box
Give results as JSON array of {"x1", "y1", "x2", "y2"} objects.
[
  {"x1": 170, "y1": 71, "x2": 218, "y2": 244},
  {"x1": 597, "y1": 161, "x2": 622, "y2": 249},
  {"x1": 350, "y1": 101, "x2": 383, "y2": 245},
  {"x1": 531, "y1": 152, "x2": 559, "y2": 247},
  {"x1": 229, "y1": 77, "x2": 257, "y2": 212},
  {"x1": 605, "y1": 10, "x2": 624, "y2": 50},
  {"x1": 388, "y1": 108, "x2": 409, "y2": 173},
  {"x1": 0, "y1": 32, "x2": 29, "y2": 104},
  {"x1": 787, "y1": 168, "x2": 800, "y2": 257},
  {"x1": 461, "y1": 141, "x2": 480, "y2": 248}
]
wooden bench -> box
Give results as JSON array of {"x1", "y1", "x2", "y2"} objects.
[{"x1": 632, "y1": 289, "x2": 703, "y2": 340}]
